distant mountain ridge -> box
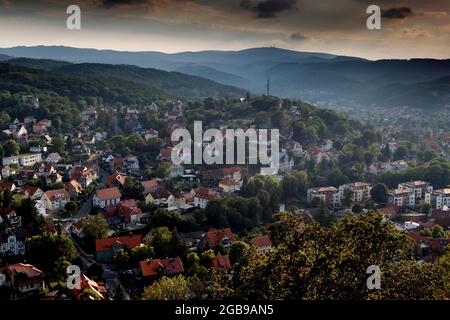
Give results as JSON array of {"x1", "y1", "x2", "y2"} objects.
[
  {"x1": 2, "y1": 57, "x2": 246, "y2": 99},
  {"x1": 1, "y1": 45, "x2": 449, "y2": 108}
]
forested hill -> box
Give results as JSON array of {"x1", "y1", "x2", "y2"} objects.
[{"x1": 4, "y1": 58, "x2": 246, "y2": 99}]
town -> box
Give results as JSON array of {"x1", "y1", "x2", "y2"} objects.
[{"x1": 0, "y1": 90, "x2": 449, "y2": 300}]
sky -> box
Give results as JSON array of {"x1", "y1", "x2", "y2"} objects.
[{"x1": 0, "y1": 0, "x2": 449, "y2": 60}]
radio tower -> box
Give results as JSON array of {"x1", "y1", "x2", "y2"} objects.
[{"x1": 266, "y1": 74, "x2": 270, "y2": 96}]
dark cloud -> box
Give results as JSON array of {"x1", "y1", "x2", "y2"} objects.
[
  {"x1": 381, "y1": 7, "x2": 413, "y2": 19},
  {"x1": 290, "y1": 32, "x2": 306, "y2": 41},
  {"x1": 240, "y1": 0, "x2": 297, "y2": 19}
]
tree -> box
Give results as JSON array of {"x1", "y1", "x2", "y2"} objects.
[
  {"x1": 141, "y1": 275, "x2": 190, "y2": 300},
  {"x1": 233, "y1": 212, "x2": 445, "y2": 299},
  {"x1": 81, "y1": 215, "x2": 109, "y2": 239},
  {"x1": 65, "y1": 201, "x2": 78, "y2": 213},
  {"x1": 53, "y1": 256, "x2": 71, "y2": 282},
  {"x1": 394, "y1": 145, "x2": 408, "y2": 160},
  {"x1": 122, "y1": 176, "x2": 144, "y2": 200},
  {"x1": 439, "y1": 245, "x2": 450, "y2": 295},
  {"x1": 145, "y1": 227, "x2": 187, "y2": 259},
  {"x1": 185, "y1": 252, "x2": 208, "y2": 277},
  {"x1": 432, "y1": 225, "x2": 446, "y2": 238},
  {"x1": 130, "y1": 244, "x2": 155, "y2": 265},
  {"x1": 3, "y1": 140, "x2": 20, "y2": 156},
  {"x1": 370, "y1": 183, "x2": 388, "y2": 204},
  {"x1": 364, "y1": 151, "x2": 374, "y2": 168},
  {"x1": 0, "y1": 111, "x2": 10, "y2": 128},
  {"x1": 200, "y1": 249, "x2": 215, "y2": 267},
  {"x1": 229, "y1": 241, "x2": 250, "y2": 265},
  {"x1": 26, "y1": 232, "x2": 77, "y2": 273},
  {"x1": 420, "y1": 201, "x2": 431, "y2": 215},
  {"x1": 51, "y1": 135, "x2": 65, "y2": 153},
  {"x1": 113, "y1": 248, "x2": 130, "y2": 269},
  {"x1": 341, "y1": 188, "x2": 354, "y2": 208}
]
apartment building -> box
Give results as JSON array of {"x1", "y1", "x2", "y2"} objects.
[
  {"x1": 338, "y1": 182, "x2": 371, "y2": 204},
  {"x1": 2, "y1": 153, "x2": 42, "y2": 167},
  {"x1": 398, "y1": 181, "x2": 433, "y2": 200},
  {"x1": 307, "y1": 186, "x2": 340, "y2": 206},
  {"x1": 426, "y1": 189, "x2": 450, "y2": 210},
  {"x1": 388, "y1": 188, "x2": 415, "y2": 207}
]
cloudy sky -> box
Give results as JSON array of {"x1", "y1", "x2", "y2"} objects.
[{"x1": 0, "y1": 0, "x2": 449, "y2": 59}]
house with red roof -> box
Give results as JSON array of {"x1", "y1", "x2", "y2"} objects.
[
  {"x1": 139, "y1": 257, "x2": 184, "y2": 278},
  {"x1": 0, "y1": 182, "x2": 16, "y2": 193},
  {"x1": 408, "y1": 231, "x2": 450, "y2": 262},
  {"x1": 2, "y1": 263, "x2": 45, "y2": 295},
  {"x1": 65, "y1": 180, "x2": 83, "y2": 198},
  {"x1": 116, "y1": 200, "x2": 143, "y2": 224},
  {"x1": 73, "y1": 274, "x2": 107, "y2": 300},
  {"x1": 108, "y1": 171, "x2": 126, "y2": 187},
  {"x1": 194, "y1": 188, "x2": 220, "y2": 209},
  {"x1": 145, "y1": 189, "x2": 174, "y2": 207},
  {"x1": 22, "y1": 186, "x2": 44, "y2": 200},
  {"x1": 95, "y1": 234, "x2": 143, "y2": 262},
  {"x1": 251, "y1": 235, "x2": 273, "y2": 253},
  {"x1": 200, "y1": 228, "x2": 235, "y2": 250},
  {"x1": 141, "y1": 179, "x2": 160, "y2": 195},
  {"x1": 158, "y1": 147, "x2": 172, "y2": 161},
  {"x1": 210, "y1": 255, "x2": 232, "y2": 271},
  {"x1": 219, "y1": 177, "x2": 242, "y2": 193},
  {"x1": 41, "y1": 189, "x2": 70, "y2": 212},
  {"x1": 93, "y1": 187, "x2": 122, "y2": 208}
]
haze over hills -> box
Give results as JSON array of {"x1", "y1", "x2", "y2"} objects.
[{"x1": 0, "y1": 45, "x2": 449, "y2": 109}]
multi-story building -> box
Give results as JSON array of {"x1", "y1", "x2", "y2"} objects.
[
  {"x1": 426, "y1": 189, "x2": 450, "y2": 209},
  {"x1": 398, "y1": 181, "x2": 433, "y2": 200},
  {"x1": 41, "y1": 189, "x2": 70, "y2": 212},
  {"x1": 2, "y1": 153, "x2": 42, "y2": 167},
  {"x1": 93, "y1": 187, "x2": 122, "y2": 208},
  {"x1": 307, "y1": 187, "x2": 339, "y2": 206},
  {"x1": 338, "y1": 182, "x2": 371, "y2": 204},
  {"x1": 388, "y1": 188, "x2": 415, "y2": 207}
]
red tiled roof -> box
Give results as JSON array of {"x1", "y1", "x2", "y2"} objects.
[
  {"x1": 251, "y1": 235, "x2": 272, "y2": 248},
  {"x1": 219, "y1": 178, "x2": 238, "y2": 186},
  {"x1": 66, "y1": 180, "x2": 82, "y2": 192},
  {"x1": 112, "y1": 158, "x2": 125, "y2": 165},
  {"x1": 139, "y1": 257, "x2": 184, "y2": 277},
  {"x1": 118, "y1": 199, "x2": 137, "y2": 208},
  {"x1": 195, "y1": 188, "x2": 219, "y2": 200},
  {"x1": 44, "y1": 189, "x2": 70, "y2": 201},
  {"x1": 0, "y1": 182, "x2": 15, "y2": 192},
  {"x1": 23, "y1": 186, "x2": 41, "y2": 197},
  {"x1": 108, "y1": 172, "x2": 126, "y2": 186},
  {"x1": 210, "y1": 255, "x2": 232, "y2": 270},
  {"x1": 222, "y1": 167, "x2": 241, "y2": 175},
  {"x1": 95, "y1": 187, "x2": 121, "y2": 201},
  {"x1": 160, "y1": 147, "x2": 172, "y2": 158},
  {"x1": 95, "y1": 234, "x2": 143, "y2": 253},
  {"x1": 150, "y1": 189, "x2": 171, "y2": 199},
  {"x1": 141, "y1": 179, "x2": 159, "y2": 193},
  {"x1": 204, "y1": 228, "x2": 235, "y2": 248},
  {"x1": 7, "y1": 263, "x2": 44, "y2": 279}
]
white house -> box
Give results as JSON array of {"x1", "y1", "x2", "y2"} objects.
[
  {"x1": 93, "y1": 187, "x2": 122, "y2": 208},
  {"x1": 194, "y1": 188, "x2": 220, "y2": 209},
  {"x1": 41, "y1": 189, "x2": 70, "y2": 212},
  {"x1": 2, "y1": 153, "x2": 42, "y2": 167}
]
